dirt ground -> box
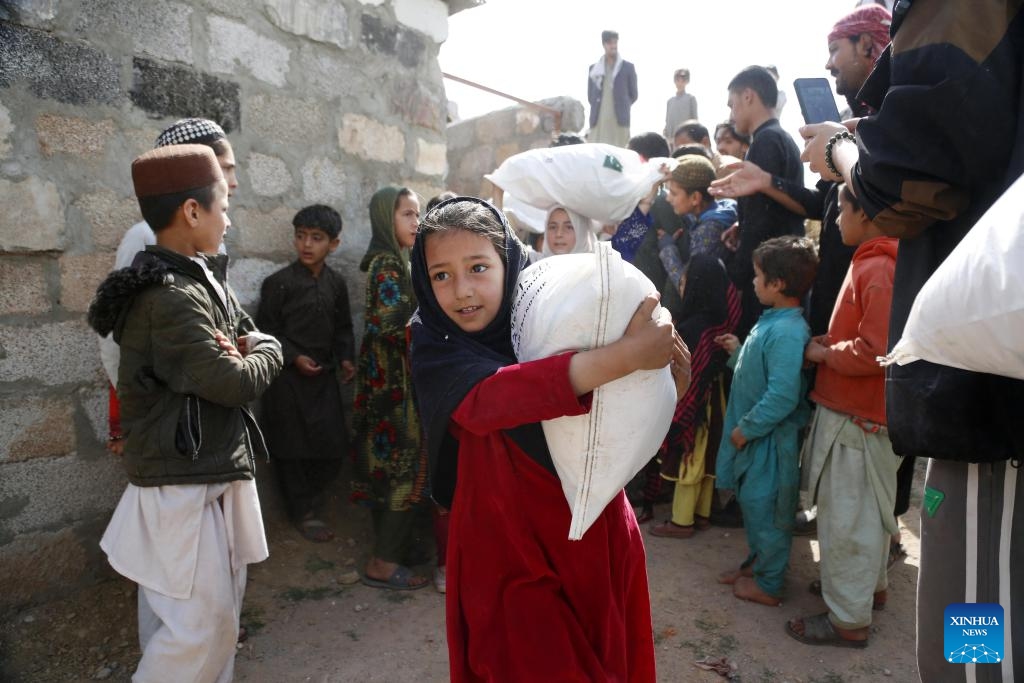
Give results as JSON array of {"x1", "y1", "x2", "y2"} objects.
[{"x1": 1, "y1": 461, "x2": 925, "y2": 683}]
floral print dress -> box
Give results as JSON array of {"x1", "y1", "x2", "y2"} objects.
[{"x1": 351, "y1": 251, "x2": 426, "y2": 511}]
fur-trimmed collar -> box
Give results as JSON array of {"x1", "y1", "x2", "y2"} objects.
[{"x1": 87, "y1": 251, "x2": 173, "y2": 337}]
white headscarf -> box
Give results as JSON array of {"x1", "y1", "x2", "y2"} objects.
[{"x1": 541, "y1": 205, "x2": 596, "y2": 258}]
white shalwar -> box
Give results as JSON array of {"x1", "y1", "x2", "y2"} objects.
[{"x1": 101, "y1": 479, "x2": 268, "y2": 683}]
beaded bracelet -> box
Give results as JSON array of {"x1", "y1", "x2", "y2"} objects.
[{"x1": 824, "y1": 130, "x2": 855, "y2": 178}]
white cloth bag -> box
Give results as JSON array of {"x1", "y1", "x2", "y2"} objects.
[
  {"x1": 511, "y1": 243, "x2": 676, "y2": 539},
  {"x1": 882, "y1": 172, "x2": 1024, "y2": 379},
  {"x1": 486, "y1": 143, "x2": 673, "y2": 224}
]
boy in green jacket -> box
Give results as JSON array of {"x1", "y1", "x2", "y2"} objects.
[{"x1": 88, "y1": 144, "x2": 282, "y2": 682}]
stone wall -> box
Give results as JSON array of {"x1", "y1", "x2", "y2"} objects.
[
  {"x1": 446, "y1": 96, "x2": 584, "y2": 199},
  {"x1": 0, "y1": 0, "x2": 463, "y2": 611}
]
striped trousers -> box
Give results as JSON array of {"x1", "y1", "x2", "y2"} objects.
[{"x1": 918, "y1": 459, "x2": 1022, "y2": 682}]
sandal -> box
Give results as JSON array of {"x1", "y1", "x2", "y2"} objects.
[
  {"x1": 360, "y1": 565, "x2": 429, "y2": 591},
  {"x1": 694, "y1": 515, "x2": 712, "y2": 531},
  {"x1": 809, "y1": 579, "x2": 887, "y2": 610},
  {"x1": 785, "y1": 612, "x2": 868, "y2": 648},
  {"x1": 297, "y1": 518, "x2": 334, "y2": 543},
  {"x1": 650, "y1": 521, "x2": 696, "y2": 538}
]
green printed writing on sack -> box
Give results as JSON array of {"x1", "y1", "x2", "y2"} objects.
[
  {"x1": 603, "y1": 155, "x2": 624, "y2": 173},
  {"x1": 923, "y1": 486, "x2": 945, "y2": 518}
]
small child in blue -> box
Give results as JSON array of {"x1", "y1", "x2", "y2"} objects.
[{"x1": 713, "y1": 236, "x2": 818, "y2": 606}]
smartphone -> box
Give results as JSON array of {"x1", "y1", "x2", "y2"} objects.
[{"x1": 793, "y1": 78, "x2": 841, "y2": 124}]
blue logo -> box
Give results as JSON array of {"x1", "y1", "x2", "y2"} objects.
[{"x1": 944, "y1": 603, "x2": 1004, "y2": 664}]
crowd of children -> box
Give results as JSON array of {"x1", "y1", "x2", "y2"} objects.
[{"x1": 84, "y1": 1, "x2": 1023, "y2": 680}]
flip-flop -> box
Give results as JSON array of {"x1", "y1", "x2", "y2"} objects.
[
  {"x1": 360, "y1": 565, "x2": 429, "y2": 591},
  {"x1": 297, "y1": 518, "x2": 334, "y2": 543},
  {"x1": 809, "y1": 579, "x2": 886, "y2": 610},
  {"x1": 785, "y1": 612, "x2": 869, "y2": 649}
]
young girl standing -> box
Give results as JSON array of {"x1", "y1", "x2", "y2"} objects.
[
  {"x1": 352, "y1": 186, "x2": 428, "y2": 590},
  {"x1": 409, "y1": 196, "x2": 689, "y2": 682}
]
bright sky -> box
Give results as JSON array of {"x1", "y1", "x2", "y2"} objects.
[{"x1": 440, "y1": 0, "x2": 866, "y2": 147}]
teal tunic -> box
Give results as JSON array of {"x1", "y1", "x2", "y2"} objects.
[{"x1": 716, "y1": 307, "x2": 810, "y2": 595}]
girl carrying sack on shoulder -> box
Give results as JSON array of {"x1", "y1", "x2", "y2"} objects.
[{"x1": 409, "y1": 197, "x2": 689, "y2": 683}]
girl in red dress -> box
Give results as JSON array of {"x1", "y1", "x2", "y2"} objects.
[{"x1": 409, "y1": 197, "x2": 689, "y2": 682}]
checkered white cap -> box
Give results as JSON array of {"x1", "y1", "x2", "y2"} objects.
[{"x1": 155, "y1": 118, "x2": 226, "y2": 148}]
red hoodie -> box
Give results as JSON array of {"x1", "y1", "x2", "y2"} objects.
[{"x1": 810, "y1": 236, "x2": 898, "y2": 425}]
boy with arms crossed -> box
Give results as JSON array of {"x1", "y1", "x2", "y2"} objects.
[{"x1": 88, "y1": 145, "x2": 282, "y2": 682}]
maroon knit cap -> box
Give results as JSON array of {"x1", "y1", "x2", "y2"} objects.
[
  {"x1": 828, "y1": 5, "x2": 892, "y2": 63},
  {"x1": 131, "y1": 144, "x2": 224, "y2": 199}
]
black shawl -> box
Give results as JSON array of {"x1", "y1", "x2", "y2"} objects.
[{"x1": 409, "y1": 196, "x2": 552, "y2": 508}]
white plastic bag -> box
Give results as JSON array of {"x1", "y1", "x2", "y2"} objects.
[
  {"x1": 511, "y1": 243, "x2": 676, "y2": 539},
  {"x1": 486, "y1": 143, "x2": 673, "y2": 224},
  {"x1": 882, "y1": 172, "x2": 1024, "y2": 379}
]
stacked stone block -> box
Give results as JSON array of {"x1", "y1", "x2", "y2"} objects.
[{"x1": 0, "y1": 0, "x2": 455, "y2": 610}]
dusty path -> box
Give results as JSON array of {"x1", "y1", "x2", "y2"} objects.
[{"x1": 1, "y1": 463, "x2": 924, "y2": 682}]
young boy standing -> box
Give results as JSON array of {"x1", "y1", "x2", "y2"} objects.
[
  {"x1": 714, "y1": 236, "x2": 818, "y2": 606},
  {"x1": 257, "y1": 205, "x2": 355, "y2": 543},
  {"x1": 787, "y1": 185, "x2": 899, "y2": 648},
  {"x1": 665, "y1": 68, "x2": 698, "y2": 141},
  {"x1": 88, "y1": 145, "x2": 283, "y2": 681}
]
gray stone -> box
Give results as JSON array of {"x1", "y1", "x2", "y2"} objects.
[
  {"x1": 390, "y1": 82, "x2": 445, "y2": 132},
  {"x1": 0, "y1": 257, "x2": 49, "y2": 315},
  {"x1": 232, "y1": 206, "x2": 295, "y2": 258},
  {"x1": 0, "y1": 0, "x2": 59, "y2": 30},
  {"x1": 301, "y1": 158, "x2": 347, "y2": 204},
  {"x1": 476, "y1": 108, "x2": 516, "y2": 144},
  {"x1": 0, "y1": 176, "x2": 65, "y2": 252},
  {"x1": 78, "y1": 383, "x2": 109, "y2": 445},
  {"x1": 453, "y1": 144, "x2": 494, "y2": 193},
  {"x1": 445, "y1": 119, "x2": 476, "y2": 151},
  {"x1": 130, "y1": 57, "x2": 241, "y2": 134},
  {"x1": 74, "y1": 191, "x2": 141, "y2": 252},
  {"x1": 0, "y1": 395, "x2": 75, "y2": 463},
  {"x1": 245, "y1": 93, "x2": 327, "y2": 145},
  {"x1": 263, "y1": 0, "x2": 350, "y2": 49},
  {"x1": 0, "y1": 101, "x2": 12, "y2": 157},
  {"x1": 246, "y1": 153, "x2": 292, "y2": 197},
  {"x1": 338, "y1": 114, "x2": 404, "y2": 163},
  {"x1": 360, "y1": 13, "x2": 425, "y2": 69},
  {"x1": 59, "y1": 253, "x2": 114, "y2": 313},
  {"x1": 208, "y1": 15, "x2": 291, "y2": 87},
  {"x1": 393, "y1": 0, "x2": 448, "y2": 43},
  {"x1": 0, "y1": 455, "x2": 125, "y2": 536},
  {"x1": 0, "y1": 23, "x2": 121, "y2": 106},
  {"x1": 0, "y1": 320, "x2": 103, "y2": 386},
  {"x1": 294, "y1": 45, "x2": 363, "y2": 100},
  {"x1": 415, "y1": 138, "x2": 446, "y2": 177},
  {"x1": 74, "y1": 0, "x2": 193, "y2": 64},
  {"x1": 36, "y1": 114, "x2": 114, "y2": 157},
  {"x1": 229, "y1": 257, "x2": 285, "y2": 308}
]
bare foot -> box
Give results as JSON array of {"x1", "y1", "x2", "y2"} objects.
[
  {"x1": 732, "y1": 575, "x2": 782, "y2": 606},
  {"x1": 717, "y1": 565, "x2": 754, "y2": 585},
  {"x1": 364, "y1": 557, "x2": 428, "y2": 588}
]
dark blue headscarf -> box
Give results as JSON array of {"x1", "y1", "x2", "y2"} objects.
[{"x1": 409, "y1": 196, "x2": 551, "y2": 508}]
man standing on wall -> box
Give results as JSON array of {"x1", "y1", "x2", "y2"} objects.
[{"x1": 587, "y1": 30, "x2": 638, "y2": 147}]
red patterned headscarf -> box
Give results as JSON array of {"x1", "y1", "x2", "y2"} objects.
[{"x1": 828, "y1": 5, "x2": 892, "y2": 63}]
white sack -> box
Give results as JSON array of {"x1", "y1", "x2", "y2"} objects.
[
  {"x1": 502, "y1": 193, "x2": 549, "y2": 234},
  {"x1": 486, "y1": 143, "x2": 673, "y2": 225},
  {"x1": 881, "y1": 172, "x2": 1024, "y2": 379},
  {"x1": 511, "y1": 242, "x2": 676, "y2": 539}
]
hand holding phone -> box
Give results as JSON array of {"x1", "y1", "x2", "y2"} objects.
[{"x1": 793, "y1": 78, "x2": 841, "y2": 124}]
